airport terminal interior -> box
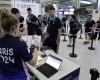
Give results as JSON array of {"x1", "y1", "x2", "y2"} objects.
[{"x1": 0, "y1": 0, "x2": 100, "y2": 80}]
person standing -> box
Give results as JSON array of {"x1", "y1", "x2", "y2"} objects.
[
  {"x1": 0, "y1": 9, "x2": 38, "y2": 80},
  {"x1": 43, "y1": 5, "x2": 62, "y2": 53},
  {"x1": 94, "y1": 17, "x2": 100, "y2": 40},
  {"x1": 11, "y1": 8, "x2": 20, "y2": 18},
  {"x1": 11, "y1": 8, "x2": 24, "y2": 26},
  {"x1": 43, "y1": 14, "x2": 48, "y2": 26},
  {"x1": 26, "y1": 8, "x2": 38, "y2": 35},
  {"x1": 61, "y1": 14, "x2": 67, "y2": 33},
  {"x1": 42, "y1": 14, "x2": 48, "y2": 33},
  {"x1": 36, "y1": 15, "x2": 42, "y2": 35},
  {"x1": 84, "y1": 15, "x2": 95, "y2": 44},
  {"x1": 67, "y1": 15, "x2": 81, "y2": 47},
  {"x1": 11, "y1": 8, "x2": 25, "y2": 37}
]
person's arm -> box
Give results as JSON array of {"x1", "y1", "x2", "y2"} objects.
[
  {"x1": 56, "y1": 27, "x2": 62, "y2": 53},
  {"x1": 26, "y1": 16, "x2": 31, "y2": 23},
  {"x1": 28, "y1": 52, "x2": 38, "y2": 66},
  {"x1": 56, "y1": 28, "x2": 61, "y2": 44},
  {"x1": 32, "y1": 20, "x2": 38, "y2": 25},
  {"x1": 84, "y1": 20, "x2": 88, "y2": 28},
  {"x1": 19, "y1": 42, "x2": 38, "y2": 66},
  {"x1": 92, "y1": 23, "x2": 96, "y2": 31},
  {"x1": 92, "y1": 21, "x2": 96, "y2": 30},
  {"x1": 31, "y1": 15, "x2": 39, "y2": 26},
  {"x1": 56, "y1": 18, "x2": 62, "y2": 45}
]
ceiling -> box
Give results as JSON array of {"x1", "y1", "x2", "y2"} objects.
[{"x1": 40, "y1": 0, "x2": 59, "y2": 3}]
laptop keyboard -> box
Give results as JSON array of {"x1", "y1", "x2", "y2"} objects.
[{"x1": 37, "y1": 64, "x2": 57, "y2": 78}]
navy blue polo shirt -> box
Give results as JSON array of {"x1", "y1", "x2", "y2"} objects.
[
  {"x1": 47, "y1": 16, "x2": 62, "y2": 41},
  {"x1": 0, "y1": 34, "x2": 33, "y2": 80},
  {"x1": 27, "y1": 14, "x2": 38, "y2": 35},
  {"x1": 85, "y1": 20, "x2": 95, "y2": 29}
]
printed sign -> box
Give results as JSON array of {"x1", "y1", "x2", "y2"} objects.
[{"x1": 11, "y1": 0, "x2": 41, "y2": 19}]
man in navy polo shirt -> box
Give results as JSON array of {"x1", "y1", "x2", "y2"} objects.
[
  {"x1": 84, "y1": 15, "x2": 95, "y2": 44},
  {"x1": 0, "y1": 9, "x2": 38, "y2": 80},
  {"x1": 43, "y1": 5, "x2": 62, "y2": 53},
  {"x1": 26, "y1": 8, "x2": 39, "y2": 35}
]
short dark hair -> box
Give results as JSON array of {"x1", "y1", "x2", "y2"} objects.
[
  {"x1": 72, "y1": 15, "x2": 76, "y2": 19},
  {"x1": 19, "y1": 16, "x2": 24, "y2": 23},
  {"x1": 11, "y1": 8, "x2": 19, "y2": 14},
  {"x1": 48, "y1": 5, "x2": 55, "y2": 11},
  {"x1": 88, "y1": 14, "x2": 92, "y2": 17},
  {"x1": 45, "y1": 5, "x2": 55, "y2": 12},
  {"x1": 27, "y1": 8, "x2": 31, "y2": 11},
  {"x1": 38, "y1": 15, "x2": 42, "y2": 17}
]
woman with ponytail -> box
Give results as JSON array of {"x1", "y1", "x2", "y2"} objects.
[{"x1": 0, "y1": 9, "x2": 38, "y2": 80}]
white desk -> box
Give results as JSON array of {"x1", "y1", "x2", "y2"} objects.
[{"x1": 26, "y1": 52, "x2": 80, "y2": 80}]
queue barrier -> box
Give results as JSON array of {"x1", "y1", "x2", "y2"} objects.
[
  {"x1": 90, "y1": 68, "x2": 100, "y2": 80},
  {"x1": 62, "y1": 28, "x2": 100, "y2": 36},
  {"x1": 66, "y1": 28, "x2": 100, "y2": 58},
  {"x1": 69, "y1": 34, "x2": 77, "y2": 58}
]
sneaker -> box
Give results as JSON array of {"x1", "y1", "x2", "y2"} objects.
[
  {"x1": 83, "y1": 41, "x2": 90, "y2": 44},
  {"x1": 67, "y1": 45, "x2": 72, "y2": 47}
]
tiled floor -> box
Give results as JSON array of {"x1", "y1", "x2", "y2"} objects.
[{"x1": 59, "y1": 36, "x2": 100, "y2": 80}]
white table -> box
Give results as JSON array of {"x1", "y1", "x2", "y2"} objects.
[{"x1": 26, "y1": 52, "x2": 80, "y2": 80}]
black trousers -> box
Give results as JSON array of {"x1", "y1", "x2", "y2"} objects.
[
  {"x1": 28, "y1": 28, "x2": 36, "y2": 35},
  {"x1": 94, "y1": 32, "x2": 100, "y2": 39},
  {"x1": 43, "y1": 37, "x2": 57, "y2": 52}
]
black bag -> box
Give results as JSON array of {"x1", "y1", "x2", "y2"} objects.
[{"x1": 74, "y1": 20, "x2": 82, "y2": 32}]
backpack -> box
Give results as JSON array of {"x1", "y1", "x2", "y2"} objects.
[{"x1": 73, "y1": 20, "x2": 82, "y2": 32}]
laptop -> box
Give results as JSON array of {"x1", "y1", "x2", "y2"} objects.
[{"x1": 36, "y1": 54, "x2": 62, "y2": 78}]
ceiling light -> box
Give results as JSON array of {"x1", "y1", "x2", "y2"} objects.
[{"x1": 80, "y1": 1, "x2": 92, "y2": 4}]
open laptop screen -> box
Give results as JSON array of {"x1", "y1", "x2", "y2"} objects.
[{"x1": 46, "y1": 55, "x2": 62, "y2": 70}]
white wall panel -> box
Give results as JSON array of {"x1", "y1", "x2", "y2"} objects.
[{"x1": 12, "y1": 0, "x2": 41, "y2": 19}]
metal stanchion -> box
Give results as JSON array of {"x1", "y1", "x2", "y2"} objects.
[
  {"x1": 88, "y1": 31, "x2": 95, "y2": 50},
  {"x1": 63, "y1": 23, "x2": 67, "y2": 41},
  {"x1": 69, "y1": 34, "x2": 77, "y2": 58},
  {"x1": 90, "y1": 68, "x2": 99, "y2": 80}
]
